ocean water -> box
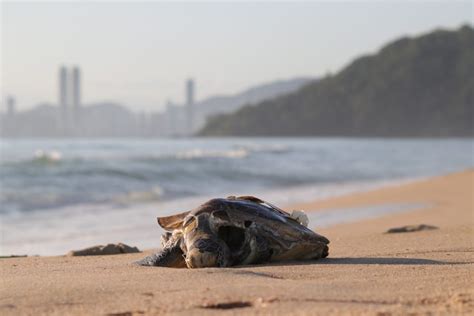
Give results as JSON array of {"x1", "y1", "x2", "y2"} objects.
[{"x1": 0, "y1": 138, "x2": 472, "y2": 255}]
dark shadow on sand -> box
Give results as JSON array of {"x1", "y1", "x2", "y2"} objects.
[
  {"x1": 317, "y1": 257, "x2": 451, "y2": 265},
  {"x1": 235, "y1": 257, "x2": 473, "y2": 268}
]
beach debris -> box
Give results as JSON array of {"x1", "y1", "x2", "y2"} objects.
[
  {"x1": 0, "y1": 255, "x2": 27, "y2": 259},
  {"x1": 200, "y1": 301, "x2": 253, "y2": 310},
  {"x1": 106, "y1": 311, "x2": 144, "y2": 316},
  {"x1": 136, "y1": 195, "x2": 329, "y2": 268},
  {"x1": 385, "y1": 224, "x2": 439, "y2": 234},
  {"x1": 67, "y1": 243, "x2": 140, "y2": 256},
  {"x1": 255, "y1": 297, "x2": 280, "y2": 308},
  {"x1": 290, "y1": 210, "x2": 309, "y2": 227}
]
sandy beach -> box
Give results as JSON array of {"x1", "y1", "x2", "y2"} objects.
[{"x1": 1, "y1": 170, "x2": 473, "y2": 315}]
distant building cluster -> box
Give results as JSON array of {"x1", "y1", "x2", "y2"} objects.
[
  {"x1": 1, "y1": 66, "x2": 310, "y2": 138},
  {"x1": 153, "y1": 78, "x2": 197, "y2": 137},
  {"x1": 0, "y1": 67, "x2": 198, "y2": 138}
]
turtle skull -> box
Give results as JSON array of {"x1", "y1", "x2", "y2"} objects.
[{"x1": 182, "y1": 213, "x2": 231, "y2": 268}]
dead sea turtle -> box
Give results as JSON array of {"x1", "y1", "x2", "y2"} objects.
[{"x1": 137, "y1": 196, "x2": 329, "y2": 268}]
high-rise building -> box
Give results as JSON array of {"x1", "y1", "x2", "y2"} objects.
[
  {"x1": 165, "y1": 100, "x2": 176, "y2": 136},
  {"x1": 6, "y1": 96, "x2": 15, "y2": 117},
  {"x1": 186, "y1": 79, "x2": 194, "y2": 106},
  {"x1": 59, "y1": 66, "x2": 68, "y2": 110},
  {"x1": 186, "y1": 78, "x2": 195, "y2": 135},
  {"x1": 72, "y1": 66, "x2": 81, "y2": 111},
  {"x1": 58, "y1": 66, "x2": 69, "y2": 131},
  {"x1": 58, "y1": 65, "x2": 82, "y2": 134},
  {"x1": 71, "y1": 66, "x2": 81, "y2": 129}
]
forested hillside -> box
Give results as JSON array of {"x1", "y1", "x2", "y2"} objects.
[{"x1": 200, "y1": 25, "x2": 473, "y2": 137}]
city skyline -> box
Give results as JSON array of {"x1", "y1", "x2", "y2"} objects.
[
  {"x1": 2, "y1": 1, "x2": 471, "y2": 111},
  {"x1": 1, "y1": 64, "x2": 310, "y2": 137},
  {"x1": 3, "y1": 65, "x2": 196, "y2": 115}
]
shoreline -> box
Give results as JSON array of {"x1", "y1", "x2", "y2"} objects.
[
  {"x1": 1, "y1": 170, "x2": 473, "y2": 315},
  {"x1": 0, "y1": 174, "x2": 426, "y2": 257},
  {"x1": 0, "y1": 171, "x2": 454, "y2": 257}
]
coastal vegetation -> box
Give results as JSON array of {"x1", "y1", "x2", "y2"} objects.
[{"x1": 199, "y1": 25, "x2": 473, "y2": 137}]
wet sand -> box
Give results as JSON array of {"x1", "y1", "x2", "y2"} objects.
[{"x1": 1, "y1": 170, "x2": 473, "y2": 315}]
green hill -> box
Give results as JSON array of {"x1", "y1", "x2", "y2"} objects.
[{"x1": 199, "y1": 25, "x2": 473, "y2": 137}]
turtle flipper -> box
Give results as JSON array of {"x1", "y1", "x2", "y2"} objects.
[
  {"x1": 136, "y1": 233, "x2": 186, "y2": 268},
  {"x1": 157, "y1": 211, "x2": 190, "y2": 231},
  {"x1": 135, "y1": 244, "x2": 186, "y2": 268}
]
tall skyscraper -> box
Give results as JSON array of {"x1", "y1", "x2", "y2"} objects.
[
  {"x1": 58, "y1": 66, "x2": 69, "y2": 131},
  {"x1": 58, "y1": 65, "x2": 82, "y2": 134},
  {"x1": 186, "y1": 79, "x2": 194, "y2": 106},
  {"x1": 6, "y1": 96, "x2": 15, "y2": 117},
  {"x1": 71, "y1": 66, "x2": 81, "y2": 129},
  {"x1": 186, "y1": 78, "x2": 195, "y2": 136},
  {"x1": 59, "y1": 66, "x2": 68, "y2": 110},
  {"x1": 72, "y1": 66, "x2": 81, "y2": 111},
  {"x1": 166, "y1": 100, "x2": 176, "y2": 136}
]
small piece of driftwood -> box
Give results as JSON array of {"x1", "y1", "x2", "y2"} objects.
[
  {"x1": 385, "y1": 224, "x2": 439, "y2": 234},
  {"x1": 67, "y1": 243, "x2": 140, "y2": 256}
]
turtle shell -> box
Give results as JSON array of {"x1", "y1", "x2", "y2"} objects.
[{"x1": 137, "y1": 196, "x2": 329, "y2": 268}]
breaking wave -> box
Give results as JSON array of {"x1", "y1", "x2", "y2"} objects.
[
  {"x1": 1, "y1": 138, "x2": 472, "y2": 216},
  {"x1": 33, "y1": 149, "x2": 62, "y2": 162},
  {"x1": 175, "y1": 148, "x2": 249, "y2": 159}
]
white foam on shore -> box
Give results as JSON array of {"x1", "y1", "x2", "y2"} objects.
[{"x1": 0, "y1": 176, "x2": 425, "y2": 256}]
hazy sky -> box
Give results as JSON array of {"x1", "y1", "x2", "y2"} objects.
[{"x1": 1, "y1": 1, "x2": 472, "y2": 112}]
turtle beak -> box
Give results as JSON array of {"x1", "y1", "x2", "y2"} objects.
[
  {"x1": 184, "y1": 236, "x2": 226, "y2": 268},
  {"x1": 185, "y1": 246, "x2": 219, "y2": 268}
]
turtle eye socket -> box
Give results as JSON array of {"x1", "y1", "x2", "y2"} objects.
[{"x1": 212, "y1": 210, "x2": 230, "y2": 222}]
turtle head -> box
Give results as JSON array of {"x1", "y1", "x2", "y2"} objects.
[
  {"x1": 182, "y1": 213, "x2": 230, "y2": 268},
  {"x1": 185, "y1": 239, "x2": 225, "y2": 268}
]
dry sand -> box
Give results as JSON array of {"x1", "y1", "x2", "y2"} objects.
[{"x1": 1, "y1": 170, "x2": 473, "y2": 315}]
